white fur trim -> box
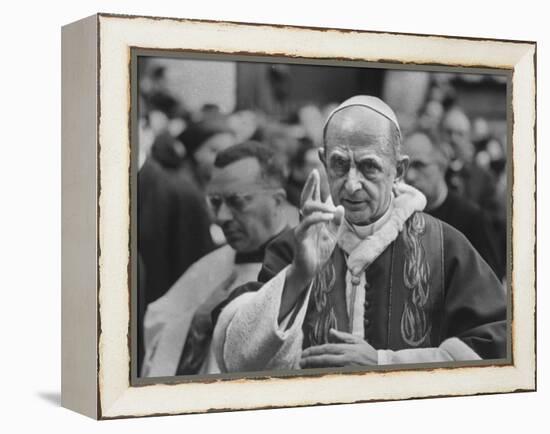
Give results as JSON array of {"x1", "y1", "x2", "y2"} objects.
[
  {"x1": 141, "y1": 246, "x2": 262, "y2": 377},
  {"x1": 377, "y1": 338, "x2": 481, "y2": 365},
  {"x1": 440, "y1": 337, "x2": 482, "y2": 361},
  {"x1": 338, "y1": 182, "x2": 426, "y2": 279},
  {"x1": 213, "y1": 266, "x2": 313, "y2": 372},
  {"x1": 345, "y1": 269, "x2": 366, "y2": 337}
]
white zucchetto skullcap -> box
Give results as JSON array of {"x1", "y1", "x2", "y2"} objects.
[{"x1": 323, "y1": 95, "x2": 401, "y2": 142}]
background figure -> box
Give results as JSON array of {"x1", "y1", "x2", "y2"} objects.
[
  {"x1": 403, "y1": 130, "x2": 504, "y2": 279},
  {"x1": 142, "y1": 142, "x2": 292, "y2": 377},
  {"x1": 286, "y1": 137, "x2": 329, "y2": 208},
  {"x1": 416, "y1": 99, "x2": 445, "y2": 141},
  {"x1": 441, "y1": 107, "x2": 498, "y2": 211},
  {"x1": 140, "y1": 62, "x2": 185, "y2": 119},
  {"x1": 138, "y1": 134, "x2": 215, "y2": 307},
  {"x1": 178, "y1": 112, "x2": 238, "y2": 192}
]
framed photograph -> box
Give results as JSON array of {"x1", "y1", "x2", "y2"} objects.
[{"x1": 61, "y1": 13, "x2": 536, "y2": 419}]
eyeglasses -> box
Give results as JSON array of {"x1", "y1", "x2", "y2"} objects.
[{"x1": 206, "y1": 188, "x2": 280, "y2": 215}]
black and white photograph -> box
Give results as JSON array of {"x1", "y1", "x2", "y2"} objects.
[
  {"x1": 135, "y1": 55, "x2": 509, "y2": 380},
  {"x1": 2, "y1": 0, "x2": 545, "y2": 429}
]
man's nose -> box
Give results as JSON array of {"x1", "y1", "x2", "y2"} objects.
[
  {"x1": 344, "y1": 167, "x2": 362, "y2": 195},
  {"x1": 215, "y1": 201, "x2": 234, "y2": 223}
]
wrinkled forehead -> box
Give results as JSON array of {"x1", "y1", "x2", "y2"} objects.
[
  {"x1": 324, "y1": 106, "x2": 394, "y2": 157},
  {"x1": 208, "y1": 157, "x2": 261, "y2": 193}
]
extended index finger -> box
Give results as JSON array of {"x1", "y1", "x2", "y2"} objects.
[{"x1": 299, "y1": 169, "x2": 320, "y2": 209}]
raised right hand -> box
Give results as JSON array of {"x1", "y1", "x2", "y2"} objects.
[{"x1": 290, "y1": 169, "x2": 344, "y2": 287}]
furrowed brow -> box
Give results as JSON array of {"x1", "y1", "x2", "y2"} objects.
[
  {"x1": 328, "y1": 149, "x2": 350, "y2": 159},
  {"x1": 356, "y1": 155, "x2": 384, "y2": 168}
]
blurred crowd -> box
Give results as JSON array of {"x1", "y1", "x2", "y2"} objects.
[
  {"x1": 414, "y1": 74, "x2": 507, "y2": 268},
  {"x1": 137, "y1": 62, "x2": 508, "y2": 373}
]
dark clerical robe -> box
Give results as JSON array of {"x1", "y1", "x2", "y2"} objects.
[
  {"x1": 212, "y1": 212, "x2": 506, "y2": 372},
  {"x1": 428, "y1": 191, "x2": 505, "y2": 280},
  {"x1": 138, "y1": 157, "x2": 214, "y2": 305}
]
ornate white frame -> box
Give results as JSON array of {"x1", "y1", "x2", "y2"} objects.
[{"x1": 61, "y1": 13, "x2": 536, "y2": 419}]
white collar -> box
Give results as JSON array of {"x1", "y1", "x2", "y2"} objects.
[
  {"x1": 337, "y1": 183, "x2": 427, "y2": 283},
  {"x1": 347, "y1": 197, "x2": 394, "y2": 239}
]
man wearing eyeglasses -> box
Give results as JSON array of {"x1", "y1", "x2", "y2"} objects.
[
  {"x1": 212, "y1": 96, "x2": 506, "y2": 373},
  {"x1": 141, "y1": 141, "x2": 291, "y2": 377}
]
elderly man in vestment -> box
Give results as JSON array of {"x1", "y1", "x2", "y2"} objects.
[
  {"x1": 141, "y1": 142, "x2": 291, "y2": 377},
  {"x1": 212, "y1": 96, "x2": 506, "y2": 372}
]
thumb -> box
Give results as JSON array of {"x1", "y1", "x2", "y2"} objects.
[
  {"x1": 329, "y1": 328, "x2": 362, "y2": 344},
  {"x1": 332, "y1": 205, "x2": 345, "y2": 227}
]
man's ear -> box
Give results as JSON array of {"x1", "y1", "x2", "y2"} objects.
[
  {"x1": 318, "y1": 147, "x2": 327, "y2": 167},
  {"x1": 395, "y1": 155, "x2": 409, "y2": 182}
]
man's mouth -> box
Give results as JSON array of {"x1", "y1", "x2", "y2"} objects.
[
  {"x1": 342, "y1": 198, "x2": 368, "y2": 210},
  {"x1": 222, "y1": 227, "x2": 243, "y2": 241}
]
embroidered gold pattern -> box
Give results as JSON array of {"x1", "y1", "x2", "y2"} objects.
[
  {"x1": 305, "y1": 261, "x2": 337, "y2": 346},
  {"x1": 400, "y1": 212, "x2": 432, "y2": 346}
]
